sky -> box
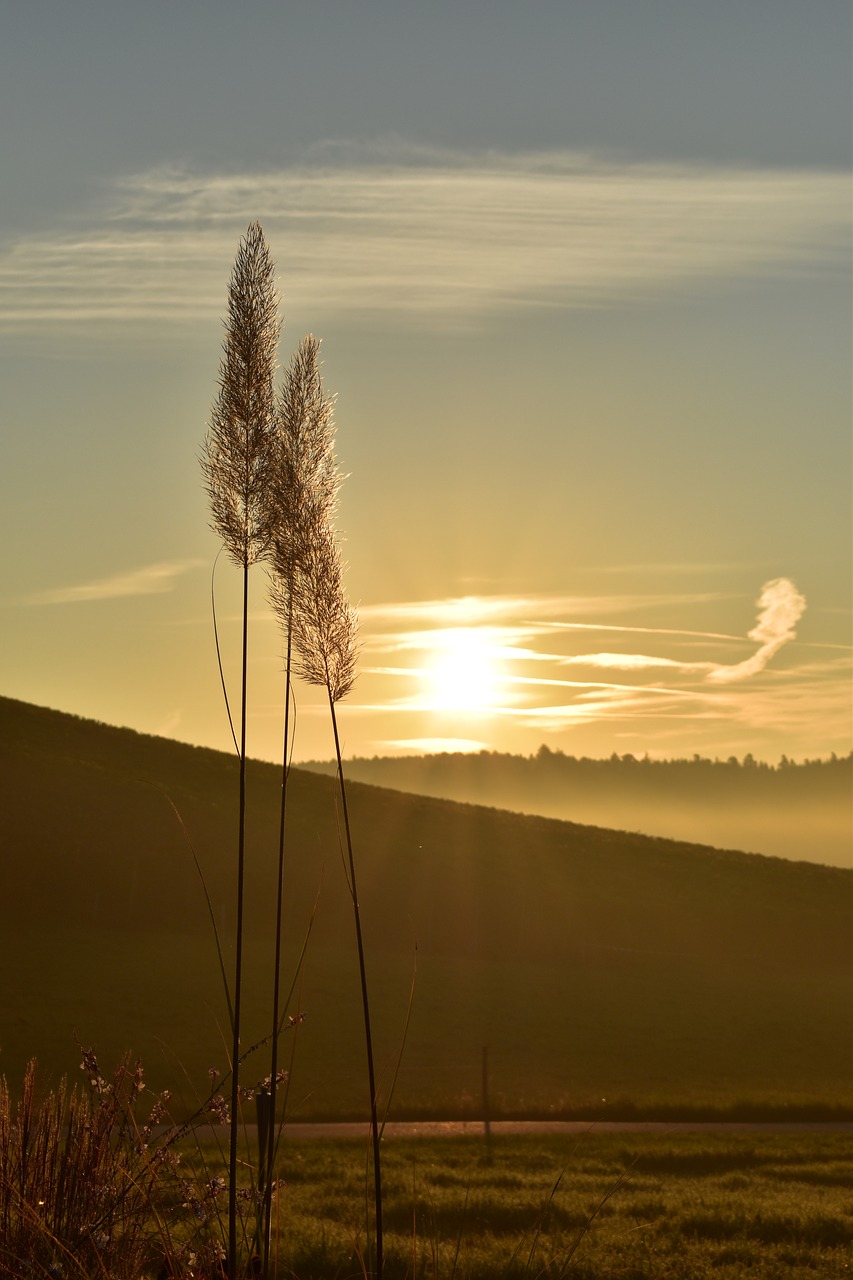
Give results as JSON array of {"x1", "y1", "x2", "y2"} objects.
[{"x1": 1, "y1": 0, "x2": 851, "y2": 766}]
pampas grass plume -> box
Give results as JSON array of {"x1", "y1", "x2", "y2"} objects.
[{"x1": 202, "y1": 221, "x2": 280, "y2": 568}]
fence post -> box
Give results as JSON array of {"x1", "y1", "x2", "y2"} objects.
[{"x1": 254, "y1": 1086, "x2": 274, "y2": 1262}]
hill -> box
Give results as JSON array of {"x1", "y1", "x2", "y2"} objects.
[
  {"x1": 1, "y1": 695, "x2": 851, "y2": 1120},
  {"x1": 301, "y1": 747, "x2": 853, "y2": 868}
]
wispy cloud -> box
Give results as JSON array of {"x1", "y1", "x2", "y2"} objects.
[
  {"x1": 27, "y1": 559, "x2": 203, "y2": 605},
  {"x1": 541, "y1": 621, "x2": 741, "y2": 641},
  {"x1": 552, "y1": 579, "x2": 807, "y2": 683},
  {"x1": 381, "y1": 737, "x2": 489, "y2": 754},
  {"x1": 360, "y1": 590, "x2": 728, "y2": 628},
  {"x1": 0, "y1": 149, "x2": 847, "y2": 333},
  {"x1": 562, "y1": 652, "x2": 715, "y2": 672},
  {"x1": 708, "y1": 578, "x2": 807, "y2": 683}
]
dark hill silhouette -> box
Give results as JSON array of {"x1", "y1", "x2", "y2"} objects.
[
  {"x1": 1, "y1": 695, "x2": 851, "y2": 1119},
  {"x1": 301, "y1": 746, "x2": 853, "y2": 868}
]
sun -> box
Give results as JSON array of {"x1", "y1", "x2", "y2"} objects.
[{"x1": 421, "y1": 628, "x2": 506, "y2": 713}]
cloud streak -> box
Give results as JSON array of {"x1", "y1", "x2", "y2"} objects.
[
  {"x1": 547, "y1": 579, "x2": 806, "y2": 682},
  {"x1": 359, "y1": 590, "x2": 729, "y2": 628},
  {"x1": 27, "y1": 559, "x2": 203, "y2": 605},
  {"x1": 708, "y1": 578, "x2": 807, "y2": 683},
  {"x1": 0, "y1": 150, "x2": 847, "y2": 333},
  {"x1": 562, "y1": 652, "x2": 715, "y2": 672}
]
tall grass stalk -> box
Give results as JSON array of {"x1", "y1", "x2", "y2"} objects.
[
  {"x1": 201, "y1": 221, "x2": 280, "y2": 1280},
  {"x1": 264, "y1": 335, "x2": 338, "y2": 1275},
  {"x1": 282, "y1": 486, "x2": 383, "y2": 1277},
  {"x1": 328, "y1": 690, "x2": 383, "y2": 1280}
]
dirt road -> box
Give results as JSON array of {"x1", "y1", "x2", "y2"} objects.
[{"x1": 272, "y1": 1118, "x2": 852, "y2": 1140}]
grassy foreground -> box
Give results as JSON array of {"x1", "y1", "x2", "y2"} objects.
[{"x1": 183, "y1": 1130, "x2": 853, "y2": 1279}]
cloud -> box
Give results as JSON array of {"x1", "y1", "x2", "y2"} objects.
[
  {"x1": 517, "y1": 579, "x2": 807, "y2": 683},
  {"x1": 541, "y1": 621, "x2": 740, "y2": 641},
  {"x1": 156, "y1": 709, "x2": 183, "y2": 737},
  {"x1": 28, "y1": 559, "x2": 203, "y2": 604},
  {"x1": 381, "y1": 737, "x2": 489, "y2": 754},
  {"x1": 708, "y1": 578, "x2": 807, "y2": 683},
  {"x1": 360, "y1": 590, "x2": 728, "y2": 629},
  {"x1": 0, "y1": 150, "x2": 847, "y2": 333},
  {"x1": 561, "y1": 652, "x2": 714, "y2": 672},
  {"x1": 515, "y1": 692, "x2": 703, "y2": 730}
]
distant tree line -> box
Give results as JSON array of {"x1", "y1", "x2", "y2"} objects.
[
  {"x1": 301, "y1": 746, "x2": 851, "y2": 863},
  {"x1": 537, "y1": 745, "x2": 850, "y2": 771}
]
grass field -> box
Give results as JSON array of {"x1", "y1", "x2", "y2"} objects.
[
  {"x1": 171, "y1": 1131, "x2": 853, "y2": 1279},
  {"x1": 3, "y1": 927, "x2": 851, "y2": 1122}
]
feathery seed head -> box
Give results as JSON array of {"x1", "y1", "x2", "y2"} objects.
[
  {"x1": 264, "y1": 333, "x2": 358, "y2": 700},
  {"x1": 201, "y1": 222, "x2": 281, "y2": 568},
  {"x1": 267, "y1": 334, "x2": 339, "y2": 581},
  {"x1": 290, "y1": 511, "x2": 359, "y2": 703}
]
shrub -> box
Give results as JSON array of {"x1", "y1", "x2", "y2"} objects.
[{"x1": 0, "y1": 1056, "x2": 166, "y2": 1278}]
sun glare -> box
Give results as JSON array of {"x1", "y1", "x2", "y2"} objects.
[{"x1": 421, "y1": 628, "x2": 507, "y2": 713}]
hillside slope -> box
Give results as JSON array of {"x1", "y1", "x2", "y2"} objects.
[
  {"x1": 1, "y1": 695, "x2": 851, "y2": 1118},
  {"x1": 301, "y1": 748, "x2": 853, "y2": 867}
]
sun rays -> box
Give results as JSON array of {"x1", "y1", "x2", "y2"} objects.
[{"x1": 352, "y1": 580, "x2": 851, "y2": 759}]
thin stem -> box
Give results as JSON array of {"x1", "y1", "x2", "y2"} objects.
[
  {"x1": 263, "y1": 588, "x2": 294, "y2": 1277},
  {"x1": 329, "y1": 692, "x2": 383, "y2": 1280},
  {"x1": 229, "y1": 559, "x2": 250, "y2": 1280}
]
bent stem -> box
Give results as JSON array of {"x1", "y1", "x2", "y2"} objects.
[
  {"x1": 154, "y1": 786, "x2": 234, "y2": 1033},
  {"x1": 211, "y1": 549, "x2": 239, "y2": 757},
  {"x1": 329, "y1": 691, "x2": 383, "y2": 1280}
]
